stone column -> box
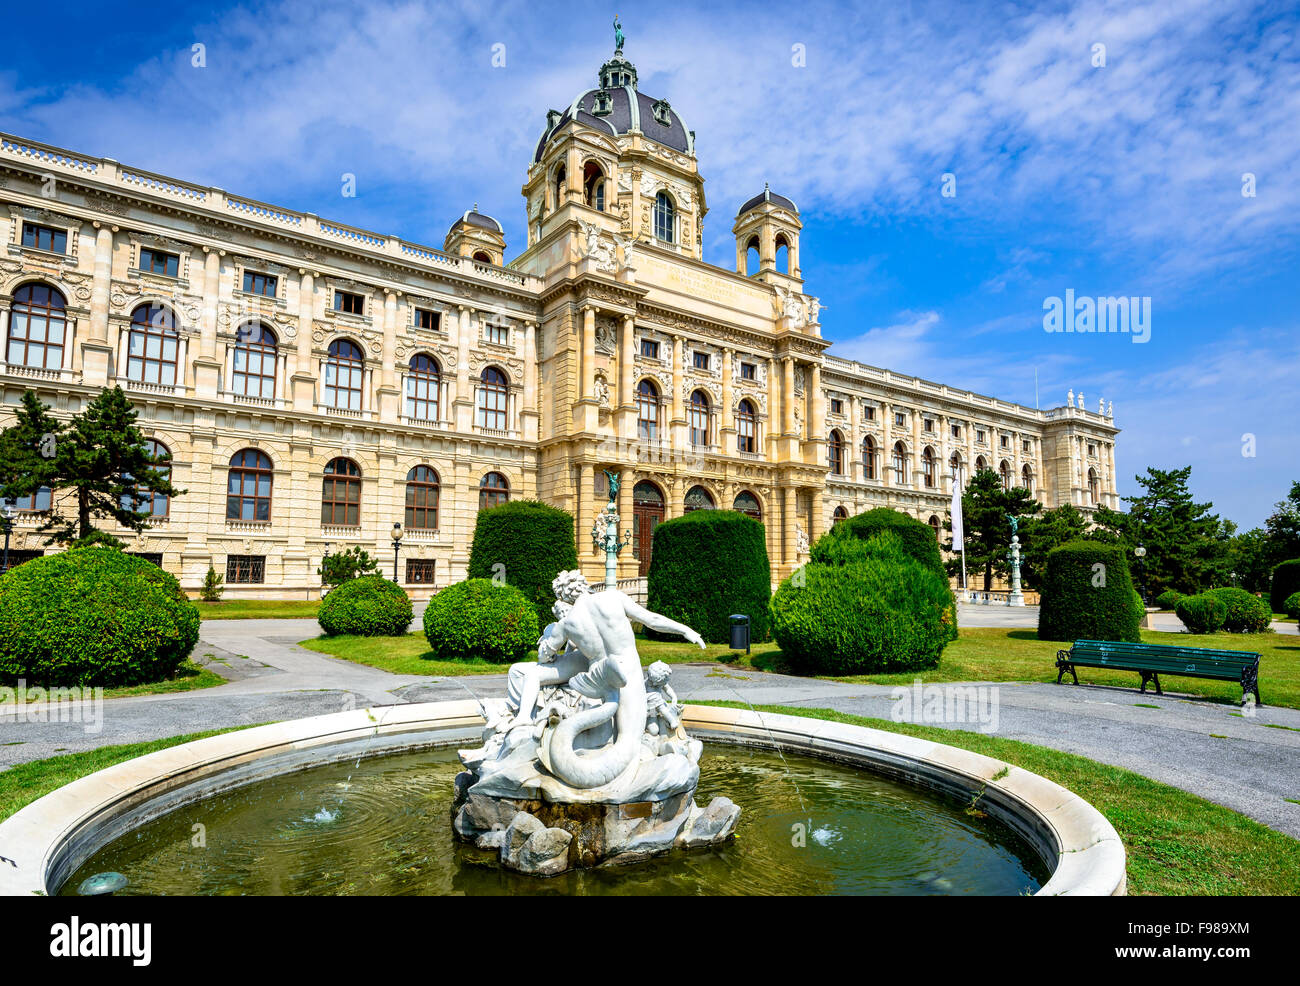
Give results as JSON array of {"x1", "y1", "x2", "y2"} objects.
[
  {"x1": 911, "y1": 409, "x2": 922, "y2": 488},
  {"x1": 455, "y1": 305, "x2": 473, "y2": 430},
  {"x1": 781, "y1": 486, "x2": 795, "y2": 567},
  {"x1": 576, "y1": 463, "x2": 592, "y2": 571},
  {"x1": 881, "y1": 401, "x2": 893, "y2": 487},
  {"x1": 377, "y1": 290, "x2": 400, "y2": 419},
  {"x1": 670, "y1": 334, "x2": 684, "y2": 429},
  {"x1": 849, "y1": 395, "x2": 862, "y2": 482},
  {"x1": 720, "y1": 347, "x2": 734, "y2": 450},
  {"x1": 291, "y1": 270, "x2": 317, "y2": 411},
  {"x1": 808, "y1": 362, "x2": 825, "y2": 464},
  {"x1": 766, "y1": 357, "x2": 778, "y2": 457},
  {"x1": 581, "y1": 306, "x2": 596, "y2": 400},
  {"x1": 617, "y1": 466, "x2": 633, "y2": 579},
  {"x1": 522, "y1": 321, "x2": 539, "y2": 441},
  {"x1": 80, "y1": 223, "x2": 116, "y2": 386},
  {"x1": 189, "y1": 247, "x2": 222, "y2": 397},
  {"x1": 782, "y1": 358, "x2": 795, "y2": 436},
  {"x1": 619, "y1": 314, "x2": 635, "y2": 406}
]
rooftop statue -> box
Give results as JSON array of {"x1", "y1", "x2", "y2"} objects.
[{"x1": 614, "y1": 15, "x2": 625, "y2": 53}]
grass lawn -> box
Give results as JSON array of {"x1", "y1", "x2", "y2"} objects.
[
  {"x1": 194, "y1": 599, "x2": 320, "y2": 620},
  {"x1": 0, "y1": 726, "x2": 260, "y2": 824},
  {"x1": 5, "y1": 661, "x2": 226, "y2": 702},
  {"x1": 700, "y1": 702, "x2": 1300, "y2": 896}
]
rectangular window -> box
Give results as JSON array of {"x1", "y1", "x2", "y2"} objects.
[
  {"x1": 127, "y1": 552, "x2": 164, "y2": 569},
  {"x1": 226, "y1": 554, "x2": 265, "y2": 584},
  {"x1": 139, "y1": 248, "x2": 180, "y2": 277},
  {"x1": 414, "y1": 308, "x2": 439, "y2": 331},
  {"x1": 894, "y1": 412, "x2": 905, "y2": 427},
  {"x1": 976, "y1": 429, "x2": 986, "y2": 443},
  {"x1": 1, "y1": 549, "x2": 43, "y2": 573},
  {"x1": 1088, "y1": 443, "x2": 1097, "y2": 456},
  {"x1": 1022, "y1": 439, "x2": 1032, "y2": 453},
  {"x1": 21, "y1": 222, "x2": 67, "y2": 254},
  {"x1": 406, "y1": 559, "x2": 437, "y2": 585},
  {"x1": 740, "y1": 362, "x2": 756, "y2": 380},
  {"x1": 951, "y1": 424, "x2": 962, "y2": 439},
  {"x1": 924, "y1": 418, "x2": 934, "y2": 432},
  {"x1": 830, "y1": 398, "x2": 843, "y2": 415},
  {"x1": 242, "y1": 270, "x2": 277, "y2": 296},
  {"x1": 641, "y1": 339, "x2": 660, "y2": 359},
  {"x1": 334, "y1": 290, "x2": 364, "y2": 315},
  {"x1": 693, "y1": 351, "x2": 710, "y2": 371},
  {"x1": 1000, "y1": 435, "x2": 1010, "y2": 448},
  {"x1": 864, "y1": 406, "x2": 875, "y2": 421},
  {"x1": 484, "y1": 322, "x2": 508, "y2": 345}
]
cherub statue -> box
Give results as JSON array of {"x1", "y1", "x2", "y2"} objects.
[{"x1": 643, "y1": 660, "x2": 681, "y2": 736}]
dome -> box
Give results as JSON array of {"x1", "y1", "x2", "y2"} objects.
[
  {"x1": 450, "y1": 207, "x2": 503, "y2": 236},
  {"x1": 738, "y1": 185, "x2": 799, "y2": 216},
  {"x1": 533, "y1": 51, "x2": 694, "y2": 162}
]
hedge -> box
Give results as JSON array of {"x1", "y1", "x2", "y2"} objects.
[
  {"x1": 1176, "y1": 593, "x2": 1227, "y2": 635},
  {"x1": 467, "y1": 500, "x2": 579, "y2": 622},
  {"x1": 770, "y1": 536, "x2": 955, "y2": 675},
  {"x1": 810, "y1": 507, "x2": 944, "y2": 577},
  {"x1": 423, "y1": 578, "x2": 540, "y2": 664},
  {"x1": 646, "y1": 509, "x2": 771, "y2": 644},
  {"x1": 0, "y1": 547, "x2": 200, "y2": 686},
  {"x1": 1154, "y1": 589, "x2": 1183, "y2": 611},
  {"x1": 1269, "y1": 559, "x2": 1300, "y2": 615},
  {"x1": 317, "y1": 575, "x2": 413, "y2": 636},
  {"x1": 1284, "y1": 591, "x2": 1300, "y2": 621},
  {"x1": 1205, "y1": 587, "x2": 1271, "y2": 634},
  {"x1": 1037, "y1": 540, "x2": 1141, "y2": 643}
]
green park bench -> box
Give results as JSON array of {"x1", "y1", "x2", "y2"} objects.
[{"x1": 1055, "y1": 639, "x2": 1262, "y2": 706}]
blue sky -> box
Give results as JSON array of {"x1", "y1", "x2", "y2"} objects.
[{"x1": 2, "y1": 0, "x2": 1297, "y2": 528}]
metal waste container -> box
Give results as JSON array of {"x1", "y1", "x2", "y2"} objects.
[{"x1": 729, "y1": 613, "x2": 751, "y2": 654}]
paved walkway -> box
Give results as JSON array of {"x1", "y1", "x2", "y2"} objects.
[{"x1": 2, "y1": 614, "x2": 1298, "y2": 839}]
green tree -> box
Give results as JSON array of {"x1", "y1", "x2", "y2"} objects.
[
  {"x1": 318, "y1": 546, "x2": 379, "y2": 587},
  {"x1": 1018, "y1": 503, "x2": 1088, "y2": 591},
  {"x1": 0, "y1": 387, "x2": 180, "y2": 544},
  {"x1": 1090, "y1": 465, "x2": 1224, "y2": 596},
  {"x1": 944, "y1": 468, "x2": 1040, "y2": 591},
  {"x1": 1264, "y1": 481, "x2": 1300, "y2": 566}
]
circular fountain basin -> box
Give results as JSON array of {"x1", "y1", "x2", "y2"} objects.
[{"x1": 0, "y1": 702, "x2": 1126, "y2": 896}]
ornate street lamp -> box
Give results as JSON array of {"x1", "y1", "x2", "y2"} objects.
[
  {"x1": 1, "y1": 503, "x2": 15, "y2": 573},
  {"x1": 391, "y1": 522, "x2": 404, "y2": 582},
  {"x1": 1133, "y1": 544, "x2": 1147, "y2": 604},
  {"x1": 590, "y1": 470, "x2": 631, "y2": 589}
]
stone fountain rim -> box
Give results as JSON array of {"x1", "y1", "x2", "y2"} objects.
[{"x1": 0, "y1": 700, "x2": 1125, "y2": 897}]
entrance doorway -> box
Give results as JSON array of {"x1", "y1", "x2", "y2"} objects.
[{"x1": 632, "y1": 481, "x2": 664, "y2": 576}]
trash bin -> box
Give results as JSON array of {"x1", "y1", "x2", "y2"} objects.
[{"x1": 729, "y1": 613, "x2": 751, "y2": 654}]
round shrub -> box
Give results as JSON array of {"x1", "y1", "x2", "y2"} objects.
[
  {"x1": 1284, "y1": 591, "x2": 1300, "y2": 621},
  {"x1": 646, "y1": 510, "x2": 771, "y2": 644},
  {"x1": 770, "y1": 543, "x2": 955, "y2": 675},
  {"x1": 811, "y1": 507, "x2": 944, "y2": 577},
  {"x1": 423, "y1": 578, "x2": 540, "y2": 664},
  {"x1": 0, "y1": 547, "x2": 199, "y2": 686},
  {"x1": 1175, "y1": 593, "x2": 1227, "y2": 635},
  {"x1": 1269, "y1": 559, "x2": 1300, "y2": 615},
  {"x1": 317, "y1": 575, "x2": 413, "y2": 636},
  {"x1": 1154, "y1": 589, "x2": 1183, "y2": 611},
  {"x1": 467, "y1": 500, "x2": 578, "y2": 622},
  {"x1": 1037, "y1": 541, "x2": 1141, "y2": 643},
  {"x1": 1205, "y1": 587, "x2": 1271, "y2": 633}
]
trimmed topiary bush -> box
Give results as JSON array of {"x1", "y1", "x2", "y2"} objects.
[
  {"x1": 1269, "y1": 559, "x2": 1300, "y2": 615},
  {"x1": 317, "y1": 574, "x2": 413, "y2": 636},
  {"x1": 0, "y1": 546, "x2": 199, "y2": 686},
  {"x1": 1037, "y1": 540, "x2": 1141, "y2": 643},
  {"x1": 1154, "y1": 589, "x2": 1183, "y2": 611},
  {"x1": 1205, "y1": 587, "x2": 1271, "y2": 633},
  {"x1": 1175, "y1": 593, "x2": 1227, "y2": 634},
  {"x1": 1284, "y1": 591, "x2": 1300, "y2": 621},
  {"x1": 810, "y1": 507, "x2": 944, "y2": 577},
  {"x1": 770, "y1": 537, "x2": 955, "y2": 675},
  {"x1": 467, "y1": 501, "x2": 579, "y2": 622},
  {"x1": 423, "y1": 578, "x2": 540, "y2": 664},
  {"x1": 646, "y1": 509, "x2": 771, "y2": 644}
]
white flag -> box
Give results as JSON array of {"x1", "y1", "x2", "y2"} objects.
[{"x1": 950, "y1": 468, "x2": 964, "y2": 544}]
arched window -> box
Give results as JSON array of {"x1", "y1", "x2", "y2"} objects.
[
  {"x1": 480, "y1": 471, "x2": 510, "y2": 509},
  {"x1": 923, "y1": 447, "x2": 936, "y2": 488},
  {"x1": 121, "y1": 439, "x2": 171, "y2": 518},
  {"x1": 733, "y1": 490, "x2": 762, "y2": 519},
  {"x1": 632, "y1": 481, "x2": 665, "y2": 575},
  {"x1": 975, "y1": 455, "x2": 987, "y2": 473},
  {"x1": 232, "y1": 322, "x2": 277, "y2": 399},
  {"x1": 1022, "y1": 464, "x2": 1034, "y2": 493},
  {"x1": 999, "y1": 460, "x2": 1012, "y2": 490},
  {"x1": 892, "y1": 441, "x2": 908, "y2": 485},
  {"x1": 405, "y1": 353, "x2": 441, "y2": 421},
  {"x1": 405, "y1": 465, "x2": 440, "y2": 530},
  {"x1": 736, "y1": 398, "x2": 757, "y2": 453},
  {"x1": 226, "y1": 449, "x2": 272, "y2": 521},
  {"x1": 862, "y1": 436, "x2": 877, "y2": 480},
  {"x1": 7, "y1": 283, "x2": 67, "y2": 370},
  {"x1": 744, "y1": 236, "x2": 760, "y2": 277},
  {"x1": 1088, "y1": 468, "x2": 1100, "y2": 504},
  {"x1": 833, "y1": 506, "x2": 849, "y2": 526},
  {"x1": 127, "y1": 303, "x2": 179, "y2": 386},
  {"x1": 637, "y1": 379, "x2": 660, "y2": 440},
  {"x1": 653, "y1": 191, "x2": 675, "y2": 243},
  {"x1": 321, "y1": 457, "x2": 361, "y2": 527},
  {"x1": 950, "y1": 452, "x2": 963, "y2": 488},
  {"x1": 584, "y1": 161, "x2": 605, "y2": 211},
  {"x1": 324, "y1": 339, "x2": 364, "y2": 410},
  {"x1": 689, "y1": 389, "x2": 711, "y2": 447},
  {"x1": 828, "y1": 429, "x2": 845, "y2": 474},
  {"x1": 775, "y1": 234, "x2": 790, "y2": 275},
  {"x1": 684, "y1": 485, "x2": 715, "y2": 512},
  {"x1": 477, "y1": 366, "x2": 509, "y2": 430},
  {"x1": 472, "y1": 251, "x2": 492, "y2": 264},
  {"x1": 928, "y1": 515, "x2": 942, "y2": 541}
]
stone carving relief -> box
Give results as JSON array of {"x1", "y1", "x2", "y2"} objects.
[
  {"x1": 594, "y1": 315, "x2": 617, "y2": 355},
  {"x1": 579, "y1": 220, "x2": 617, "y2": 274}
]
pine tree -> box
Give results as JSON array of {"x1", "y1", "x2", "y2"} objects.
[
  {"x1": 945, "y1": 467, "x2": 1040, "y2": 590},
  {"x1": 0, "y1": 389, "x2": 63, "y2": 507},
  {"x1": 1264, "y1": 481, "x2": 1300, "y2": 565}
]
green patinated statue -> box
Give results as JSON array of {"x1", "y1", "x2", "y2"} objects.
[
  {"x1": 604, "y1": 469, "x2": 620, "y2": 504},
  {"x1": 614, "y1": 15, "x2": 625, "y2": 52}
]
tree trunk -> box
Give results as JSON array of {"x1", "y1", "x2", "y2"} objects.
[
  {"x1": 78, "y1": 488, "x2": 90, "y2": 540},
  {"x1": 983, "y1": 559, "x2": 993, "y2": 592}
]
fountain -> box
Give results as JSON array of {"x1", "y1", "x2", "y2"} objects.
[{"x1": 451, "y1": 476, "x2": 739, "y2": 874}]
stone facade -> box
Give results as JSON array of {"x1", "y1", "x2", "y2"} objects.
[{"x1": 0, "y1": 48, "x2": 1118, "y2": 598}]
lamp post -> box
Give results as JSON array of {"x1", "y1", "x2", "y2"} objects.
[
  {"x1": 391, "y1": 522, "x2": 403, "y2": 583},
  {"x1": 590, "y1": 471, "x2": 631, "y2": 590},
  {"x1": 1, "y1": 503, "x2": 15, "y2": 573},
  {"x1": 1134, "y1": 544, "x2": 1147, "y2": 605}
]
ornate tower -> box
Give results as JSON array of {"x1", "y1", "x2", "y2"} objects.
[{"x1": 733, "y1": 184, "x2": 802, "y2": 285}]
